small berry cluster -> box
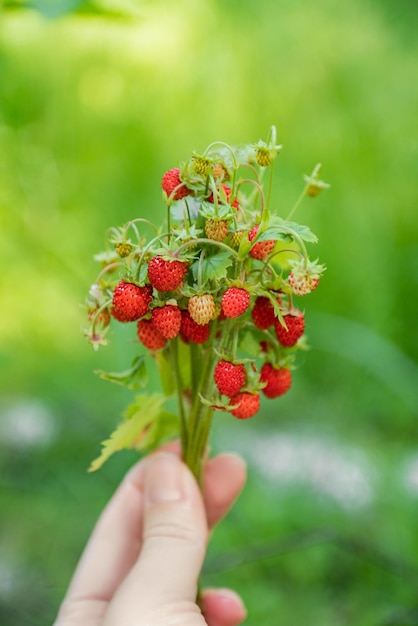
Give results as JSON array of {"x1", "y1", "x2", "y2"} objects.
[{"x1": 84, "y1": 127, "x2": 328, "y2": 476}]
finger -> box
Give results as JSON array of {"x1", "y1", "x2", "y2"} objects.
[
  {"x1": 103, "y1": 452, "x2": 207, "y2": 622},
  {"x1": 203, "y1": 453, "x2": 247, "y2": 528},
  {"x1": 54, "y1": 459, "x2": 147, "y2": 625},
  {"x1": 202, "y1": 588, "x2": 247, "y2": 626}
]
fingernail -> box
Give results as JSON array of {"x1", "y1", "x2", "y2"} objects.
[{"x1": 145, "y1": 452, "x2": 184, "y2": 504}]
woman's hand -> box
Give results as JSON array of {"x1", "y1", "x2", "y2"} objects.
[{"x1": 54, "y1": 443, "x2": 247, "y2": 626}]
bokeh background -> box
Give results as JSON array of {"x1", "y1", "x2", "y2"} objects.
[{"x1": 1, "y1": 0, "x2": 418, "y2": 624}]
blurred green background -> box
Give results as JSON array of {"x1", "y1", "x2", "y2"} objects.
[{"x1": 1, "y1": 0, "x2": 418, "y2": 624}]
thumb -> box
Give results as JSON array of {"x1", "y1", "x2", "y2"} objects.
[{"x1": 104, "y1": 452, "x2": 208, "y2": 624}]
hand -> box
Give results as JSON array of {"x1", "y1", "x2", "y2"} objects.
[{"x1": 54, "y1": 443, "x2": 247, "y2": 626}]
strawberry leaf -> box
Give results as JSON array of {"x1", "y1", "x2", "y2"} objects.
[
  {"x1": 191, "y1": 250, "x2": 233, "y2": 283},
  {"x1": 258, "y1": 217, "x2": 318, "y2": 244},
  {"x1": 94, "y1": 356, "x2": 148, "y2": 390},
  {"x1": 88, "y1": 394, "x2": 166, "y2": 472}
]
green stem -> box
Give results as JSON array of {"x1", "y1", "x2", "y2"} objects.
[
  {"x1": 236, "y1": 178, "x2": 265, "y2": 215},
  {"x1": 286, "y1": 184, "x2": 308, "y2": 221},
  {"x1": 266, "y1": 158, "x2": 275, "y2": 215},
  {"x1": 170, "y1": 338, "x2": 188, "y2": 454},
  {"x1": 174, "y1": 237, "x2": 239, "y2": 259}
]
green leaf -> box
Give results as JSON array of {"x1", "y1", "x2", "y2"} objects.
[
  {"x1": 258, "y1": 217, "x2": 318, "y2": 244},
  {"x1": 88, "y1": 394, "x2": 166, "y2": 472},
  {"x1": 191, "y1": 250, "x2": 233, "y2": 283},
  {"x1": 239, "y1": 330, "x2": 263, "y2": 357},
  {"x1": 137, "y1": 410, "x2": 179, "y2": 451},
  {"x1": 94, "y1": 356, "x2": 148, "y2": 390}
]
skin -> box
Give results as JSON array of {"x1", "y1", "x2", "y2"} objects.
[{"x1": 54, "y1": 443, "x2": 247, "y2": 626}]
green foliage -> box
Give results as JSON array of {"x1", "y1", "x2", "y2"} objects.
[{"x1": 94, "y1": 355, "x2": 148, "y2": 390}]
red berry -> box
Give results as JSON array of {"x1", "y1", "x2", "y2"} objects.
[
  {"x1": 251, "y1": 296, "x2": 276, "y2": 330},
  {"x1": 180, "y1": 310, "x2": 210, "y2": 344},
  {"x1": 208, "y1": 184, "x2": 239, "y2": 209},
  {"x1": 137, "y1": 319, "x2": 167, "y2": 350},
  {"x1": 111, "y1": 281, "x2": 152, "y2": 322},
  {"x1": 248, "y1": 225, "x2": 275, "y2": 260},
  {"x1": 214, "y1": 360, "x2": 246, "y2": 397},
  {"x1": 221, "y1": 287, "x2": 250, "y2": 318},
  {"x1": 274, "y1": 309, "x2": 305, "y2": 347},
  {"x1": 260, "y1": 363, "x2": 292, "y2": 398},
  {"x1": 161, "y1": 168, "x2": 190, "y2": 200},
  {"x1": 151, "y1": 305, "x2": 182, "y2": 339},
  {"x1": 148, "y1": 256, "x2": 188, "y2": 292},
  {"x1": 229, "y1": 392, "x2": 260, "y2": 419}
]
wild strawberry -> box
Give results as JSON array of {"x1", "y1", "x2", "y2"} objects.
[
  {"x1": 115, "y1": 242, "x2": 132, "y2": 258},
  {"x1": 205, "y1": 218, "x2": 229, "y2": 242},
  {"x1": 180, "y1": 310, "x2": 210, "y2": 344},
  {"x1": 161, "y1": 168, "x2": 190, "y2": 200},
  {"x1": 248, "y1": 225, "x2": 275, "y2": 260},
  {"x1": 111, "y1": 281, "x2": 153, "y2": 322},
  {"x1": 137, "y1": 319, "x2": 167, "y2": 350},
  {"x1": 229, "y1": 392, "x2": 260, "y2": 419},
  {"x1": 255, "y1": 146, "x2": 274, "y2": 167},
  {"x1": 230, "y1": 230, "x2": 246, "y2": 248},
  {"x1": 274, "y1": 309, "x2": 305, "y2": 347},
  {"x1": 151, "y1": 305, "x2": 182, "y2": 339},
  {"x1": 212, "y1": 163, "x2": 230, "y2": 181},
  {"x1": 221, "y1": 287, "x2": 250, "y2": 319},
  {"x1": 260, "y1": 363, "x2": 292, "y2": 398},
  {"x1": 192, "y1": 156, "x2": 212, "y2": 176},
  {"x1": 214, "y1": 360, "x2": 246, "y2": 397},
  {"x1": 188, "y1": 294, "x2": 216, "y2": 326},
  {"x1": 287, "y1": 259, "x2": 325, "y2": 296},
  {"x1": 208, "y1": 184, "x2": 239, "y2": 209},
  {"x1": 148, "y1": 256, "x2": 188, "y2": 292},
  {"x1": 251, "y1": 296, "x2": 276, "y2": 330}
]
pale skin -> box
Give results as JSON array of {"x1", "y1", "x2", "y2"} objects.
[{"x1": 54, "y1": 443, "x2": 247, "y2": 626}]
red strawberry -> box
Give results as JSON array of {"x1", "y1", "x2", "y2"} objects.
[
  {"x1": 208, "y1": 184, "x2": 239, "y2": 209},
  {"x1": 137, "y1": 319, "x2": 167, "y2": 350},
  {"x1": 229, "y1": 392, "x2": 260, "y2": 419},
  {"x1": 188, "y1": 294, "x2": 216, "y2": 325},
  {"x1": 221, "y1": 287, "x2": 250, "y2": 318},
  {"x1": 260, "y1": 363, "x2": 292, "y2": 398},
  {"x1": 151, "y1": 305, "x2": 182, "y2": 339},
  {"x1": 180, "y1": 310, "x2": 210, "y2": 344},
  {"x1": 248, "y1": 224, "x2": 275, "y2": 260},
  {"x1": 274, "y1": 309, "x2": 305, "y2": 347},
  {"x1": 214, "y1": 360, "x2": 246, "y2": 397},
  {"x1": 161, "y1": 168, "x2": 190, "y2": 200},
  {"x1": 111, "y1": 281, "x2": 153, "y2": 322},
  {"x1": 251, "y1": 296, "x2": 276, "y2": 330},
  {"x1": 148, "y1": 256, "x2": 188, "y2": 292}
]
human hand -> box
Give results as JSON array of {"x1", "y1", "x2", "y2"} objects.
[{"x1": 54, "y1": 443, "x2": 247, "y2": 626}]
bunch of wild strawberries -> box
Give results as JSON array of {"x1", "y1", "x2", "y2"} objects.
[{"x1": 84, "y1": 128, "x2": 328, "y2": 474}]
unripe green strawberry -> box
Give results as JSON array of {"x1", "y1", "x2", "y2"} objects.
[
  {"x1": 260, "y1": 363, "x2": 292, "y2": 398},
  {"x1": 137, "y1": 319, "x2": 167, "y2": 350},
  {"x1": 180, "y1": 310, "x2": 210, "y2": 344},
  {"x1": 230, "y1": 392, "x2": 260, "y2": 419},
  {"x1": 248, "y1": 225, "x2": 275, "y2": 260},
  {"x1": 148, "y1": 256, "x2": 188, "y2": 292},
  {"x1": 205, "y1": 218, "x2": 229, "y2": 242},
  {"x1": 161, "y1": 168, "x2": 190, "y2": 200},
  {"x1": 192, "y1": 156, "x2": 212, "y2": 176},
  {"x1": 256, "y1": 146, "x2": 273, "y2": 167},
  {"x1": 151, "y1": 304, "x2": 182, "y2": 339},
  {"x1": 188, "y1": 294, "x2": 216, "y2": 325},
  {"x1": 221, "y1": 287, "x2": 250, "y2": 319},
  {"x1": 214, "y1": 360, "x2": 246, "y2": 397},
  {"x1": 274, "y1": 309, "x2": 305, "y2": 347},
  {"x1": 230, "y1": 230, "x2": 246, "y2": 248},
  {"x1": 115, "y1": 242, "x2": 132, "y2": 258},
  {"x1": 111, "y1": 281, "x2": 153, "y2": 322}
]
